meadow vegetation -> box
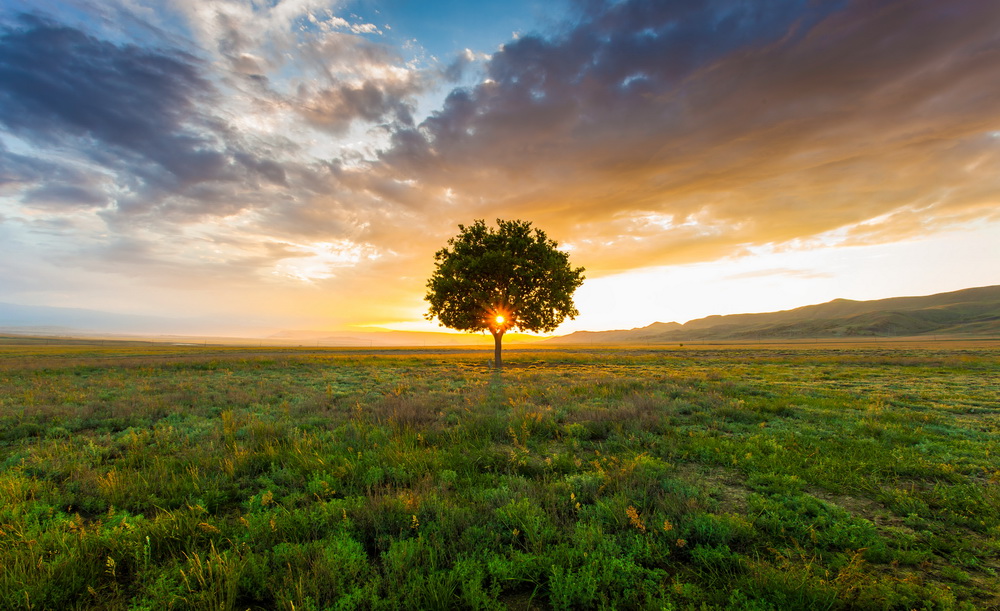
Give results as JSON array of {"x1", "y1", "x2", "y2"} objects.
[{"x1": 0, "y1": 341, "x2": 998, "y2": 609}]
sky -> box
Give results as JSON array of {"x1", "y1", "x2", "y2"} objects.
[{"x1": 1, "y1": 0, "x2": 998, "y2": 336}]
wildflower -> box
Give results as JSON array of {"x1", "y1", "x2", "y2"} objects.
[
  {"x1": 626, "y1": 505, "x2": 646, "y2": 533},
  {"x1": 676, "y1": 538, "x2": 687, "y2": 548},
  {"x1": 411, "y1": 514, "x2": 420, "y2": 530},
  {"x1": 663, "y1": 520, "x2": 673, "y2": 532}
]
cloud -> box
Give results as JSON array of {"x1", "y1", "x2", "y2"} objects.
[
  {"x1": 0, "y1": 15, "x2": 220, "y2": 181},
  {"x1": 297, "y1": 78, "x2": 416, "y2": 134},
  {"x1": 172, "y1": 0, "x2": 422, "y2": 135},
  {"x1": 2, "y1": 0, "x2": 999, "y2": 330},
  {"x1": 374, "y1": 0, "x2": 1000, "y2": 274},
  {"x1": 0, "y1": 139, "x2": 112, "y2": 209},
  {"x1": 0, "y1": 2, "x2": 435, "y2": 325},
  {"x1": 315, "y1": 13, "x2": 382, "y2": 36},
  {"x1": 441, "y1": 48, "x2": 486, "y2": 83},
  {"x1": 288, "y1": 28, "x2": 423, "y2": 133},
  {"x1": 22, "y1": 183, "x2": 110, "y2": 210},
  {"x1": 0, "y1": 12, "x2": 304, "y2": 227}
]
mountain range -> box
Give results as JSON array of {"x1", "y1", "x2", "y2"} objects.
[{"x1": 547, "y1": 285, "x2": 1000, "y2": 344}]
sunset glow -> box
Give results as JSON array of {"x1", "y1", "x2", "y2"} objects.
[{"x1": 1, "y1": 1, "x2": 998, "y2": 337}]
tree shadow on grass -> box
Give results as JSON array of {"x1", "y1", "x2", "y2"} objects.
[{"x1": 487, "y1": 370, "x2": 507, "y2": 410}]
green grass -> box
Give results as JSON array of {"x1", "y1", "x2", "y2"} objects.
[{"x1": 0, "y1": 344, "x2": 998, "y2": 609}]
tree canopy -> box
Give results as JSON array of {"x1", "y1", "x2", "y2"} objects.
[{"x1": 425, "y1": 219, "x2": 585, "y2": 367}]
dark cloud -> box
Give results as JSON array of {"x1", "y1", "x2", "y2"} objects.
[
  {"x1": 297, "y1": 79, "x2": 416, "y2": 134},
  {"x1": 0, "y1": 12, "x2": 297, "y2": 221},
  {"x1": 0, "y1": 140, "x2": 111, "y2": 209},
  {"x1": 0, "y1": 140, "x2": 54, "y2": 189},
  {"x1": 376, "y1": 0, "x2": 1000, "y2": 273},
  {"x1": 0, "y1": 14, "x2": 218, "y2": 182},
  {"x1": 233, "y1": 152, "x2": 288, "y2": 186},
  {"x1": 22, "y1": 183, "x2": 109, "y2": 209},
  {"x1": 414, "y1": 0, "x2": 834, "y2": 165},
  {"x1": 441, "y1": 48, "x2": 479, "y2": 83}
]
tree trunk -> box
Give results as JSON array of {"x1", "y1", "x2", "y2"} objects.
[{"x1": 492, "y1": 330, "x2": 504, "y2": 369}]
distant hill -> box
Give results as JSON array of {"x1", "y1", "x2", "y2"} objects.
[
  {"x1": 546, "y1": 321, "x2": 682, "y2": 345},
  {"x1": 548, "y1": 285, "x2": 1000, "y2": 344}
]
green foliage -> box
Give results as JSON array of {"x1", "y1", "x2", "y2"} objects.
[
  {"x1": 0, "y1": 343, "x2": 998, "y2": 609},
  {"x1": 424, "y1": 219, "x2": 585, "y2": 335}
]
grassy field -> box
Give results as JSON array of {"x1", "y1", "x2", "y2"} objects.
[{"x1": 0, "y1": 342, "x2": 998, "y2": 610}]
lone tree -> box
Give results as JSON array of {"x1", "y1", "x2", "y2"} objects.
[{"x1": 425, "y1": 219, "x2": 585, "y2": 368}]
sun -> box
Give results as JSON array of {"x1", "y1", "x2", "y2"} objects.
[{"x1": 495, "y1": 315, "x2": 505, "y2": 324}]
